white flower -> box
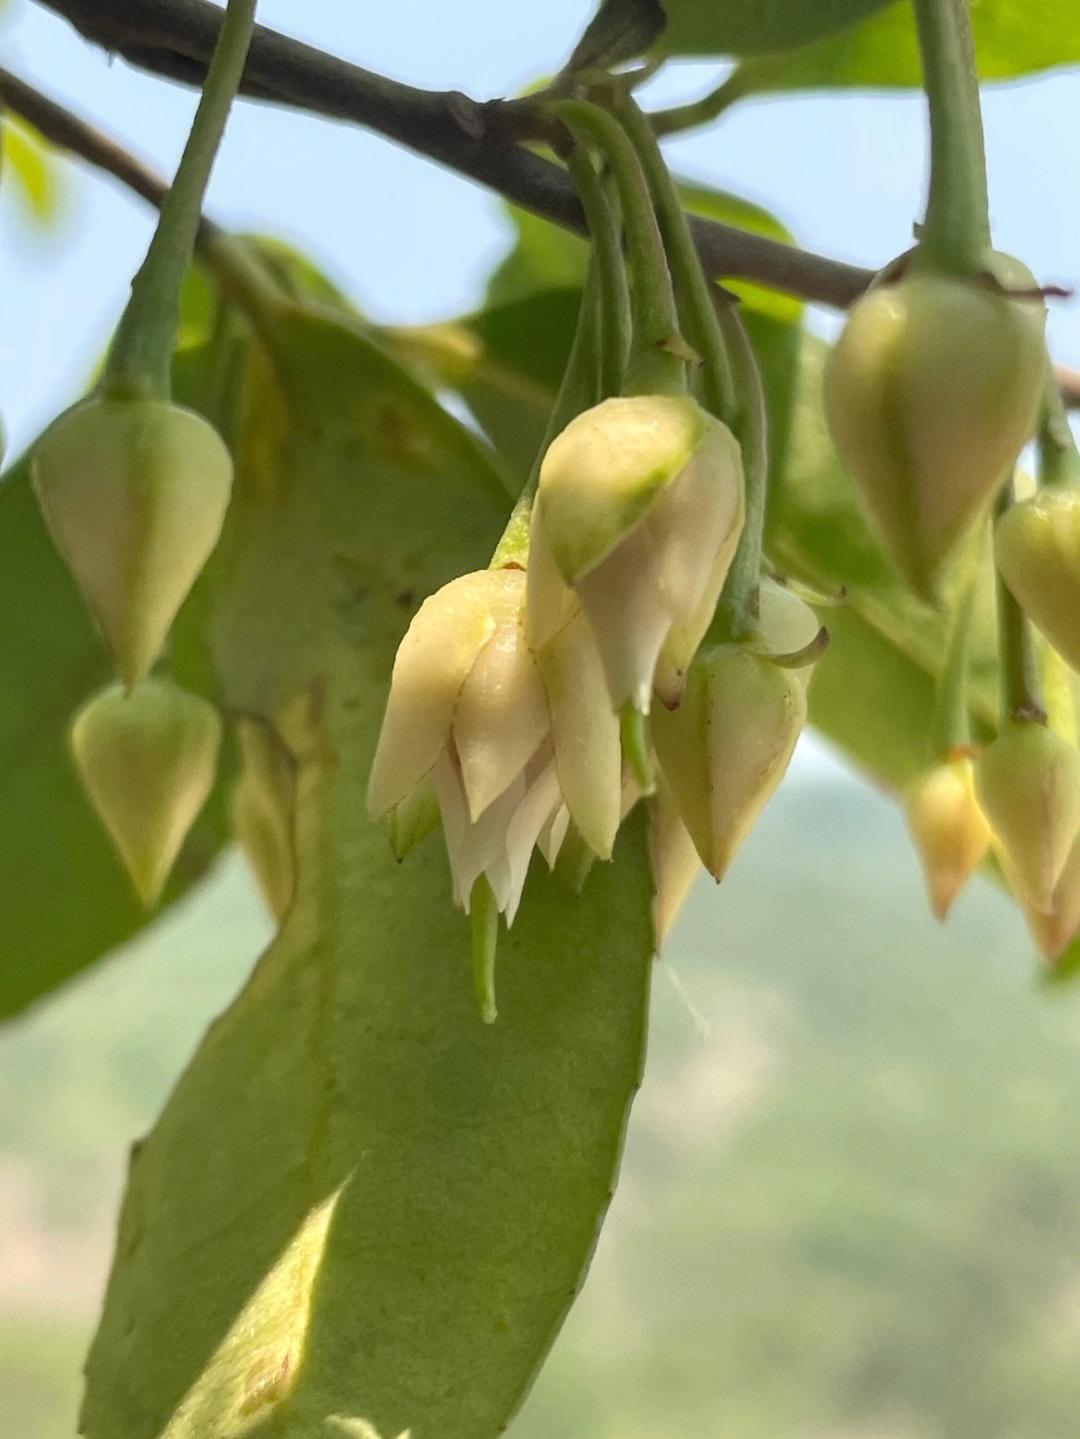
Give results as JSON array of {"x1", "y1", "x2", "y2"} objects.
[
  {"x1": 367, "y1": 567, "x2": 620, "y2": 922},
  {"x1": 526, "y1": 394, "x2": 744, "y2": 714}
]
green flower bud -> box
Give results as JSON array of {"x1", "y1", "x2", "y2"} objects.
[
  {"x1": 974, "y1": 720, "x2": 1080, "y2": 915},
  {"x1": 1021, "y1": 837, "x2": 1080, "y2": 963},
  {"x1": 69, "y1": 678, "x2": 222, "y2": 906},
  {"x1": 995, "y1": 489, "x2": 1080, "y2": 675},
  {"x1": 825, "y1": 254, "x2": 1047, "y2": 598},
  {"x1": 903, "y1": 756, "x2": 993, "y2": 920},
  {"x1": 231, "y1": 717, "x2": 296, "y2": 922},
  {"x1": 32, "y1": 397, "x2": 233, "y2": 688},
  {"x1": 527, "y1": 394, "x2": 744, "y2": 713},
  {"x1": 651, "y1": 645, "x2": 806, "y2": 883}
]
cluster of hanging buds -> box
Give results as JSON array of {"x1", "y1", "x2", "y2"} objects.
[
  {"x1": 33, "y1": 0, "x2": 258, "y2": 911},
  {"x1": 367, "y1": 90, "x2": 821, "y2": 1019}
]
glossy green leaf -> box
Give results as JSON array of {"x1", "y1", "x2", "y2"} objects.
[
  {"x1": 651, "y1": 0, "x2": 1080, "y2": 84},
  {"x1": 584, "y1": 0, "x2": 894, "y2": 58},
  {"x1": 80, "y1": 305, "x2": 656, "y2": 1439}
]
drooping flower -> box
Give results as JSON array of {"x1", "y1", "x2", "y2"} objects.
[
  {"x1": 526, "y1": 394, "x2": 744, "y2": 715},
  {"x1": 367, "y1": 567, "x2": 621, "y2": 923}
]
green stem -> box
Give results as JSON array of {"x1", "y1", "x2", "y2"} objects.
[
  {"x1": 495, "y1": 256, "x2": 604, "y2": 547},
  {"x1": 910, "y1": 0, "x2": 990, "y2": 274},
  {"x1": 1037, "y1": 369, "x2": 1080, "y2": 491},
  {"x1": 613, "y1": 93, "x2": 737, "y2": 427},
  {"x1": 565, "y1": 144, "x2": 629, "y2": 402},
  {"x1": 103, "y1": 0, "x2": 258, "y2": 399},
  {"x1": 620, "y1": 701, "x2": 655, "y2": 793},
  {"x1": 548, "y1": 98, "x2": 685, "y2": 397},
  {"x1": 994, "y1": 480, "x2": 1044, "y2": 723},
  {"x1": 931, "y1": 548, "x2": 980, "y2": 755},
  {"x1": 711, "y1": 302, "x2": 768, "y2": 641},
  {"x1": 649, "y1": 63, "x2": 758, "y2": 138},
  {"x1": 469, "y1": 876, "x2": 499, "y2": 1025}
]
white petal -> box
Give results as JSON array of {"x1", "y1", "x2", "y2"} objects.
[
  {"x1": 538, "y1": 804, "x2": 571, "y2": 868},
  {"x1": 367, "y1": 572, "x2": 498, "y2": 816},
  {"x1": 453, "y1": 616, "x2": 549, "y2": 821},
  {"x1": 537, "y1": 607, "x2": 621, "y2": 858},
  {"x1": 525, "y1": 510, "x2": 577, "y2": 650},
  {"x1": 499, "y1": 758, "x2": 564, "y2": 925},
  {"x1": 434, "y1": 750, "x2": 528, "y2": 911}
]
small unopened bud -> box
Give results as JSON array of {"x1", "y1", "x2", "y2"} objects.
[
  {"x1": 651, "y1": 645, "x2": 806, "y2": 882},
  {"x1": 70, "y1": 678, "x2": 221, "y2": 906},
  {"x1": 995, "y1": 490, "x2": 1080, "y2": 676},
  {"x1": 32, "y1": 398, "x2": 233, "y2": 688},
  {"x1": 1022, "y1": 838, "x2": 1080, "y2": 962},
  {"x1": 903, "y1": 756, "x2": 993, "y2": 920},
  {"x1": 974, "y1": 721, "x2": 1080, "y2": 915}
]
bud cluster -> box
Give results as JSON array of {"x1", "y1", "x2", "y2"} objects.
[
  {"x1": 367, "y1": 392, "x2": 823, "y2": 1002},
  {"x1": 905, "y1": 720, "x2": 1080, "y2": 962}
]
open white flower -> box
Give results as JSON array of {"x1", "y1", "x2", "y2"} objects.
[
  {"x1": 526, "y1": 394, "x2": 745, "y2": 715},
  {"x1": 367, "y1": 567, "x2": 620, "y2": 922}
]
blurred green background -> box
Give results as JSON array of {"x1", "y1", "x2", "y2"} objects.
[{"x1": 6, "y1": 765, "x2": 1080, "y2": 1439}]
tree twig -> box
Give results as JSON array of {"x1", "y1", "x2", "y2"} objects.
[
  {"x1": 13, "y1": 4, "x2": 1080, "y2": 409},
  {"x1": 33, "y1": 0, "x2": 871, "y2": 308}
]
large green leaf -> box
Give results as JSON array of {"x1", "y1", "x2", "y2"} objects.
[
  {"x1": 649, "y1": 0, "x2": 1080, "y2": 84},
  {"x1": 80, "y1": 304, "x2": 657, "y2": 1439}
]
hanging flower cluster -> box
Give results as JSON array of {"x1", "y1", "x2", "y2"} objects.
[{"x1": 367, "y1": 393, "x2": 757, "y2": 945}]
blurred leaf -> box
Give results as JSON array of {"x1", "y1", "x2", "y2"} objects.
[
  {"x1": 586, "y1": 0, "x2": 895, "y2": 58},
  {"x1": 654, "y1": 0, "x2": 1080, "y2": 84},
  {"x1": 1, "y1": 117, "x2": 63, "y2": 225},
  {"x1": 80, "y1": 304, "x2": 656, "y2": 1439}
]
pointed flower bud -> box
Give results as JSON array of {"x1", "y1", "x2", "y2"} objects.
[
  {"x1": 32, "y1": 397, "x2": 233, "y2": 688},
  {"x1": 995, "y1": 489, "x2": 1080, "y2": 676},
  {"x1": 651, "y1": 642, "x2": 807, "y2": 883},
  {"x1": 974, "y1": 720, "x2": 1080, "y2": 915},
  {"x1": 825, "y1": 254, "x2": 1047, "y2": 598},
  {"x1": 1021, "y1": 837, "x2": 1080, "y2": 963},
  {"x1": 527, "y1": 394, "x2": 744, "y2": 714},
  {"x1": 903, "y1": 756, "x2": 993, "y2": 920},
  {"x1": 367, "y1": 567, "x2": 621, "y2": 923},
  {"x1": 69, "y1": 677, "x2": 221, "y2": 906}
]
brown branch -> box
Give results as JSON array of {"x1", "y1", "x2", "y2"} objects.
[
  {"x1": 12, "y1": 4, "x2": 1080, "y2": 409},
  {"x1": 32, "y1": 0, "x2": 871, "y2": 308}
]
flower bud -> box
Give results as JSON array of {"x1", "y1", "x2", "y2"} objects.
[
  {"x1": 1021, "y1": 837, "x2": 1080, "y2": 962},
  {"x1": 230, "y1": 717, "x2": 296, "y2": 922},
  {"x1": 32, "y1": 397, "x2": 233, "y2": 688},
  {"x1": 651, "y1": 644, "x2": 806, "y2": 882},
  {"x1": 825, "y1": 254, "x2": 1047, "y2": 598},
  {"x1": 974, "y1": 720, "x2": 1080, "y2": 915},
  {"x1": 69, "y1": 678, "x2": 221, "y2": 906},
  {"x1": 903, "y1": 756, "x2": 993, "y2": 920},
  {"x1": 527, "y1": 394, "x2": 744, "y2": 713},
  {"x1": 995, "y1": 489, "x2": 1080, "y2": 675}
]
